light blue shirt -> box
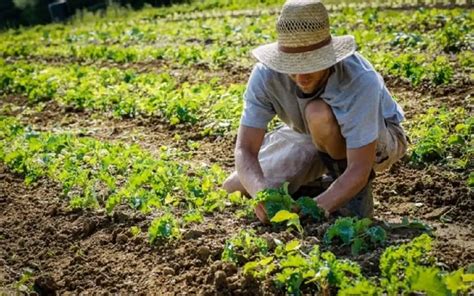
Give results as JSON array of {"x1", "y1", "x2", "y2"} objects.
[{"x1": 240, "y1": 52, "x2": 405, "y2": 149}]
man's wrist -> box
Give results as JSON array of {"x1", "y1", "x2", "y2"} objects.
[
  {"x1": 248, "y1": 178, "x2": 266, "y2": 197},
  {"x1": 314, "y1": 196, "x2": 331, "y2": 218}
]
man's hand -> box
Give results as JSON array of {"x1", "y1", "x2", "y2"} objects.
[
  {"x1": 252, "y1": 179, "x2": 282, "y2": 224},
  {"x1": 254, "y1": 202, "x2": 270, "y2": 224},
  {"x1": 314, "y1": 141, "x2": 376, "y2": 214}
]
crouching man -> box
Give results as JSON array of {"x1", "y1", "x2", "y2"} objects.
[{"x1": 223, "y1": 0, "x2": 407, "y2": 222}]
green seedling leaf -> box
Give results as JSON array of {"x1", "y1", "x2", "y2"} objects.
[
  {"x1": 221, "y1": 230, "x2": 268, "y2": 264},
  {"x1": 148, "y1": 213, "x2": 181, "y2": 244},
  {"x1": 257, "y1": 184, "x2": 295, "y2": 219},
  {"x1": 325, "y1": 217, "x2": 385, "y2": 255},
  {"x1": 271, "y1": 210, "x2": 299, "y2": 223},
  {"x1": 409, "y1": 267, "x2": 449, "y2": 296},
  {"x1": 384, "y1": 216, "x2": 432, "y2": 234},
  {"x1": 444, "y1": 269, "x2": 469, "y2": 293},
  {"x1": 130, "y1": 226, "x2": 141, "y2": 237},
  {"x1": 271, "y1": 210, "x2": 304, "y2": 234},
  {"x1": 366, "y1": 226, "x2": 387, "y2": 245},
  {"x1": 324, "y1": 217, "x2": 355, "y2": 245},
  {"x1": 296, "y1": 196, "x2": 325, "y2": 221},
  {"x1": 285, "y1": 240, "x2": 301, "y2": 252}
]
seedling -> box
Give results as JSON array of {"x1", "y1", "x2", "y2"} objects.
[
  {"x1": 255, "y1": 183, "x2": 325, "y2": 233},
  {"x1": 324, "y1": 217, "x2": 387, "y2": 256},
  {"x1": 148, "y1": 213, "x2": 181, "y2": 244},
  {"x1": 221, "y1": 229, "x2": 268, "y2": 264}
]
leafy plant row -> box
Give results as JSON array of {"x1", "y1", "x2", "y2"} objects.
[
  {"x1": 407, "y1": 107, "x2": 473, "y2": 172},
  {"x1": 0, "y1": 8, "x2": 471, "y2": 86},
  {"x1": 1, "y1": 59, "x2": 471, "y2": 170},
  {"x1": 2, "y1": 7, "x2": 470, "y2": 54},
  {"x1": 221, "y1": 230, "x2": 473, "y2": 295},
  {"x1": 0, "y1": 116, "x2": 248, "y2": 243},
  {"x1": 0, "y1": 60, "x2": 244, "y2": 135}
]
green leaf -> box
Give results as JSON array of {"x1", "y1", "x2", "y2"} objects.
[
  {"x1": 351, "y1": 237, "x2": 364, "y2": 256},
  {"x1": 271, "y1": 210, "x2": 299, "y2": 223},
  {"x1": 354, "y1": 218, "x2": 372, "y2": 234},
  {"x1": 258, "y1": 256, "x2": 274, "y2": 266},
  {"x1": 280, "y1": 254, "x2": 307, "y2": 268},
  {"x1": 409, "y1": 267, "x2": 449, "y2": 296},
  {"x1": 366, "y1": 226, "x2": 387, "y2": 245},
  {"x1": 285, "y1": 240, "x2": 301, "y2": 252},
  {"x1": 444, "y1": 269, "x2": 469, "y2": 293},
  {"x1": 336, "y1": 219, "x2": 355, "y2": 245},
  {"x1": 296, "y1": 196, "x2": 325, "y2": 221},
  {"x1": 258, "y1": 188, "x2": 295, "y2": 219}
]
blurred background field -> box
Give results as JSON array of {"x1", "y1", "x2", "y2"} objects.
[{"x1": 1, "y1": 0, "x2": 472, "y2": 29}]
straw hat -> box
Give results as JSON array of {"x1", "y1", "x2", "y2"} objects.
[{"x1": 252, "y1": 0, "x2": 356, "y2": 74}]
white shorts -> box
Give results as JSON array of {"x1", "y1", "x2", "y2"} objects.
[{"x1": 256, "y1": 122, "x2": 408, "y2": 193}]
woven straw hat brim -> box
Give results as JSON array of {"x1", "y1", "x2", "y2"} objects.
[{"x1": 252, "y1": 35, "x2": 356, "y2": 74}]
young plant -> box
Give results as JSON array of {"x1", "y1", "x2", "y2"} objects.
[
  {"x1": 270, "y1": 210, "x2": 304, "y2": 234},
  {"x1": 255, "y1": 183, "x2": 325, "y2": 231},
  {"x1": 221, "y1": 229, "x2": 269, "y2": 264},
  {"x1": 148, "y1": 213, "x2": 181, "y2": 244},
  {"x1": 379, "y1": 234, "x2": 473, "y2": 295},
  {"x1": 324, "y1": 217, "x2": 387, "y2": 256},
  {"x1": 244, "y1": 239, "x2": 366, "y2": 296}
]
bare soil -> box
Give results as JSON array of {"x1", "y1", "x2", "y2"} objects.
[
  {"x1": 0, "y1": 75, "x2": 472, "y2": 294},
  {"x1": 1, "y1": 161, "x2": 472, "y2": 295}
]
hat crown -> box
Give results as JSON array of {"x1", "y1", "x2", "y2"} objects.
[{"x1": 277, "y1": 0, "x2": 330, "y2": 48}]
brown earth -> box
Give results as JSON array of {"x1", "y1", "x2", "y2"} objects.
[
  {"x1": 1, "y1": 160, "x2": 472, "y2": 295},
  {"x1": 1, "y1": 73, "x2": 473, "y2": 294}
]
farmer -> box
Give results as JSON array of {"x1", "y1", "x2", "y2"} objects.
[{"x1": 222, "y1": 0, "x2": 407, "y2": 222}]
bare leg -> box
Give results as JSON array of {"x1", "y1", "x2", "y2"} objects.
[
  {"x1": 304, "y1": 99, "x2": 346, "y2": 159},
  {"x1": 222, "y1": 171, "x2": 249, "y2": 196},
  {"x1": 305, "y1": 99, "x2": 374, "y2": 218}
]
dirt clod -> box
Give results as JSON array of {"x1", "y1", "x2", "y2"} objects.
[
  {"x1": 33, "y1": 274, "x2": 58, "y2": 295},
  {"x1": 116, "y1": 233, "x2": 129, "y2": 244},
  {"x1": 162, "y1": 266, "x2": 175, "y2": 276},
  {"x1": 183, "y1": 229, "x2": 204, "y2": 240},
  {"x1": 223, "y1": 262, "x2": 238, "y2": 276},
  {"x1": 214, "y1": 270, "x2": 227, "y2": 289},
  {"x1": 197, "y1": 246, "x2": 211, "y2": 261}
]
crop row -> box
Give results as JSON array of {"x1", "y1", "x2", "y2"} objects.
[
  {"x1": 1, "y1": 116, "x2": 472, "y2": 294},
  {"x1": 406, "y1": 107, "x2": 473, "y2": 175},
  {"x1": 0, "y1": 42, "x2": 468, "y2": 88},
  {"x1": 1, "y1": 59, "x2": 472, "y2": 172},
  {"x1": 4, "y1": 8, "x2": 471, "y2": 48},
  {"x1": 0, "y1": 116, "x2": 252, "y2": 242},
  {"x1": 220, "y1": 230, "x2": 472, "y2": 295},
  {"x1": 0, "y1": 59, "x2": 244, "y2": 135},
  {"x1": 220, "y1": 185, "x2": 470, "y2": 295},
  {"x1": 0, "y1": 8, "x2": 471, "y2": 87}
]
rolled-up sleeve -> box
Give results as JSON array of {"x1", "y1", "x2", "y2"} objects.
[{"x1": 240, "y1": 64, "x2": 276, "y2": 129}]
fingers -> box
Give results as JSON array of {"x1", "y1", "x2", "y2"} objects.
[{"x1": 254, "y1": 202, "x2": 270, "y2": 224}]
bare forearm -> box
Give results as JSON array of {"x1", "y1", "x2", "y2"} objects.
[
  {"x1": 235, "y1": 148, "x2": 266, "y2": 197},
  {"x1": 315, "y1": 167, "x2": 370, "y2": 213}
]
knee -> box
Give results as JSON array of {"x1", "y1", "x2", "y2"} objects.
[{"x1": 305, "y1": 100, "x2": 338, "y2": 135}]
